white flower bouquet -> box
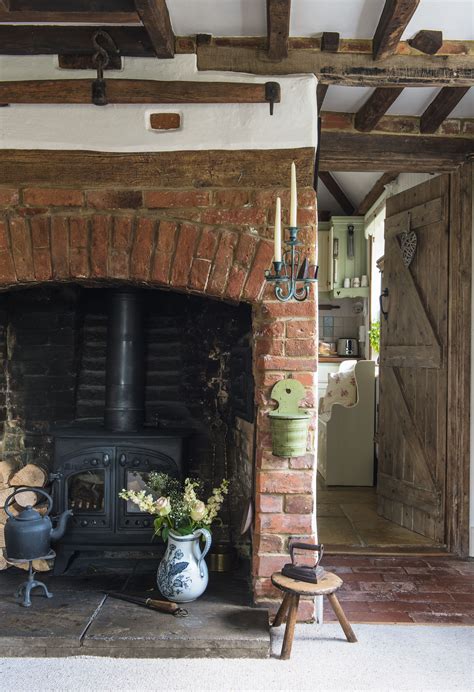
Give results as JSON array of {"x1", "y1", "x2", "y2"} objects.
[{"x1": 119, "y1": 473, "x2": 229, "y2": 541}]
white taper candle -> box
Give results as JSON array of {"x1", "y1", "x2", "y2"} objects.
[{"x1": 290, "y1": 161, "x2": 297, "y2": 227}]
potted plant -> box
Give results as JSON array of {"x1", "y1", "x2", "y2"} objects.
[
  {"x1": 369, "y1": 320, "x2": 380, "y2": 361},
  {"x1": 120, "y1": 473, "x2": 229, "y2": 602}
]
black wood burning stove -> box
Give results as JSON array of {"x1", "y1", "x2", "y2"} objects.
[{"x1": 51, "y1": 289, "x2": 190, "y2": 573}]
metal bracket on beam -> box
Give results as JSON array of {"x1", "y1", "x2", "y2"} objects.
[{"x1": 265, "y1": 81, "x2": 281, "y2": 116}]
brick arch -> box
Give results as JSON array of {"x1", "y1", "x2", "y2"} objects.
[{"x1": 0, "y1": 213, "x2": 274, "y2": 306}]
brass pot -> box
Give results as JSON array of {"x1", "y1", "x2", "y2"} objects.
[{"x1": 207, "y1": 544, "x2": 237, "y2": 572}]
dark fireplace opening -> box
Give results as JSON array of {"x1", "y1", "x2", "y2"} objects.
[{"x1": 0, "y1": 284, "x2": 254, "y2": 573}]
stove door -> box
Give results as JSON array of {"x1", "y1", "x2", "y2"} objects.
[
  {"x1": 56, "y1": 446, "x2": 114, "y2": 536},
  {"x1": 116, "y1": 446, "x2": 180, "y2": 534}
]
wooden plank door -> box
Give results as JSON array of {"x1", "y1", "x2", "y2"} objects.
[{"x1": 377, "y1": 175, "x2": 449, "y2": 543}]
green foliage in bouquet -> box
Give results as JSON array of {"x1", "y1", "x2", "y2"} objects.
[
  {"x1": 119, "y1": 472, "x2": 229, "y2": 541},
  {"x1": 369, "y1": 320, "x2": 381, "y2": 354}
]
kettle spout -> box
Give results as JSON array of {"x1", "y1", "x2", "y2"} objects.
[{"x1": 50, "y1": 510, "x2": 73, "y2": 542}]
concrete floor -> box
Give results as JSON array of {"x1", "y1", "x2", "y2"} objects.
[
  {"x1": 0, "y1": 624, "x2": 472, "y2": 691},
  {"x1": 317, "y1": 476, "x2": 441, "y2": 549}
]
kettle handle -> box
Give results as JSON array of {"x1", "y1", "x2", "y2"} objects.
[
  {"x1": 194, "y1": 528, "x2": 212, "y2": 578},
  {"x1": 4, "y1": 486, "x2": 53, "y2": 519}
]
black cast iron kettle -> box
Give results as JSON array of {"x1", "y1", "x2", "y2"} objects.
[{"x1": 4, "y1": 487, "x2": 73, "y2": 561}]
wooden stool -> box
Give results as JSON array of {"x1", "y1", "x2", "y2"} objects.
[{"x1": 271, "y1": 571, "x2": 357, "y2": 659}]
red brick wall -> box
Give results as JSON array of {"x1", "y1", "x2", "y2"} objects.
[{"x1": 0, "y1": 182, "x2": 318, "y2": 620}]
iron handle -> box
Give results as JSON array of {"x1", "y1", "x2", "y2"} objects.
[
  {"x1": 119, "y1": 454, "x2": 127, "y2": 466},
  {"x1": 380, "y1": 287, "x2": 389, "y2": 320},
  {"x1": 4, "y1": 486, "x2": 52, "y2": 519}
]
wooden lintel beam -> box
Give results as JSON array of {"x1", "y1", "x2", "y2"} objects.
[
  {"x1": 0, "y1": 10, "x2": 140, "y2": 22},
  {"x1": 0, "y1": 79, "x2": 281, "y2": 105},
  {"x1": 0, "y1": 148, "x2": 316, "y2": 189},
  {"x1": 354, "y1": 87, "x2": 404, "y2": 132},
  {"x1": 373, "y1": 0, "x2": 421, "y2": 60},
  {"x1": 408, "y1": 30, "x2": 443, "y2": 55},
  {"x1": 321, "y1": 110, "x2": 474, "y2": 138},
  {"x1": 318, "y1": 171, "x2": 355, "y2": 215},
  {"x1": 356, "y1": 172, "x2": 399, "y2": 214},
  {"x1": 134, "y1": 0, "x2": 174, "y2": 59},
  {"x1": 420, "y1": 87, "x2": 471, "y2": 134},
  {"x1": 319, "y1": 130, "x2": 473, "y2": 171},
  {"x1": 267, "y1": 0, "x2": 291, "y2": 60},
  {"x1": 196, "y1": 40, "x2": 474, "y2": 87}
]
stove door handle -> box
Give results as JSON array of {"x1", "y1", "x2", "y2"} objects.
[{"x1": 119, "y1": 453, "x2": 127, "y2": 466}]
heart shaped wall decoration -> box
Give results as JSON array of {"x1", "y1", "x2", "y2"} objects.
[{"x1": 400, "y1": 230, "x2": 417, "y2": 267}]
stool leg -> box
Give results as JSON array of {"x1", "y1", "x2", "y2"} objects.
[
  {"x1": 327, "y1": 592, "x2": 357, "y2": 643},
  {"x1": 273, "y1": 592, "x2": 291, "y2": 627},
  {"x1": 280, "y1": 594, "x2": 300, "y2": 660}
]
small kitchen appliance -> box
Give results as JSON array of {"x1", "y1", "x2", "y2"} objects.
[{"x1": 337, "y1": 338, "x2": 359, "y2": 357}]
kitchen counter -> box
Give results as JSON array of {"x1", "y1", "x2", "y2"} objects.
[{"x1": 319, "y1": 356, "x2": 361, "y2": 363}]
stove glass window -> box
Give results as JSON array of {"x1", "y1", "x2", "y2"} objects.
[
  {"x1": 68, "y1": 470, "x2": 105, "y2": 513},
  {"x1": 125, "y1": 470, "x2": 153, "y2": 513}
]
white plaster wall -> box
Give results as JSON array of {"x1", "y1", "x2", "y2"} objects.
[{"x1": 0, "y1": 55, "x2": 317, "y2": 152}]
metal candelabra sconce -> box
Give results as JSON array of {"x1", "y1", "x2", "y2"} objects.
[{"x1": 265, "y1": 226, "x2": 318, "y2": 302}]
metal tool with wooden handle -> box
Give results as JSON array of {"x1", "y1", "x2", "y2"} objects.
[{"x1": 106, "y1": 592, "x2": 188, "y2": 617}]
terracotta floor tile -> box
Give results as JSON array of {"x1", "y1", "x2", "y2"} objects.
[
  {"x1": 452, "y1": 593, "x2": 474, "y2": 604},
  {"x1": 342, "y1": 572, "x2": 385, "y2": 583}
]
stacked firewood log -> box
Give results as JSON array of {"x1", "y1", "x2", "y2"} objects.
[{"x1": 0, "y1": 461, "x2": 51, "y2": 571}]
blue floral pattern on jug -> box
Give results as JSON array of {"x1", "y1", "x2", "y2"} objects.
[{"x1": 157, "y1": 544, "x2": 191, "y2": 598}]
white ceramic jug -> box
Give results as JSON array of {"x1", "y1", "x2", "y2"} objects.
[{"x1": 157, "y1": 529, "x2": 212, "y2": 602}]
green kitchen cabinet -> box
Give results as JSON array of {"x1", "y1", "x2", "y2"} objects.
[{"x1": 318, "y1": 216, "x2": 369, "y2": 299}]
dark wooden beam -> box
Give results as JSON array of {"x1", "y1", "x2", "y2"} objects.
[
  {"x1": 320, "y1": 130, "x2": 473, "y2": 171},
  {"x1": 0, "y1": 147, "x2": 316, "y2": 188},
  {"x1": 354, "y1": 87, "x2": 404, "y2": 132},
  {"x1": 321, "y1": 32, "x2": 340, "y2": 53},
  {"x1": 408, "y1": 30, "x2": 443, "y2": 55},
  {"x1": 373, "y1": 0, "x2": 421, "y2": 60},
  {"x1": 316, "y1": 83, "x2": 328, "y2": 113},
  {"x1": 321, "y1": 110, "x2": 474, "y2": 138},
  {"x1": 7, "y1": 0, "x2": 134, "y2": 8},
  {"x1": 0, "y1": 79, "x2": 281, "y2": 105},
  {"x1": 267, "y1": 0, "x2": 291, "y2": 60},
  {"x1": 318, "y1": 171, "x2": 355, "y2": 215},
  {"x1": 196, "y1": 39, "x2": 474, "y2": 86},
  {"x1": 356, "y1": 172, "x2": 399, "y2": 214},
  {"x1": 134, "y1": 0, "x2": 174, "y2": 59},
  {"x1": 0, "y1": 26, "x2": 155, "y2": 56},
  {"x1": 420, "y1": 87, "x2": 471, "y2": 134}
]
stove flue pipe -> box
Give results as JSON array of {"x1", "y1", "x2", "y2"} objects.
[{"x1": 104, "y1": 289, "x2": 144, "y2": 432}]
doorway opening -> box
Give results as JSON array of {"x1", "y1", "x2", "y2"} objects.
[{"x1": 316, "y1": 170, "x2": 470, "y2": 554}]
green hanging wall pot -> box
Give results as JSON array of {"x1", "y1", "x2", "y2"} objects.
[{"x1": 268, "y1": 379, "x2": 310, "y2": 457}]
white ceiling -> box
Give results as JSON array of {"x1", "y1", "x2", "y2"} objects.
[
  {"x1": 166, "y1": 0, "x2": 474, "y2": 40},
  {"x1": 318, "y1": 172, "x2": 385, "y2": 216}
]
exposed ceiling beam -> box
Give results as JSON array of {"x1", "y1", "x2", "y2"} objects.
[
  {"x1": 0, "y1": 26, "x2": 156, "y2": 56},
  {"x1": 134, "y1": 0, "x2": 174, "y2": 59},
  {"x1": 420, "y1": 87, "x2": 471, "y2": 134},
  {"x1": 373, "y1": 0, "x2": 421, "y2": 60},
  {"x1": 319, "y1": 130, "x2": 472, "y2": 171},
  {"x1": 316, "y1": 83, "x2": 328, "y2": 113},
  {"x1": 0, "y1": 11, "x2": 139, "y2": 22},
  {"x1": 196, "y1": 39, "x2": 474, "y2": 87},
  {"x1": 356, "y1": 172, "x2": 399, "y2": 214},
  {"x1": 266, "y1": 0, "x2": 291, "y2": 60},
  {"x1": 5, "y1": 0, "x2": 133, "y2": 7},
  {"x1": 408, "y1": 30, "x2": 443, "y2": 55},
  {"x1": 0, "y1": 79, "x2": 281, "y2": 105},
  {"x1": 321, "y1": 110, "x2": 474, "y2": 138},
  {"x1": 354, "y1": 87, "x2": 404, "y2": 132},
  {"x1": 318, "y1": 171, "x2": 355, "y2": 215},
  {"x1": 321, "y1": 32, "x2": 340, "y2": 53}
]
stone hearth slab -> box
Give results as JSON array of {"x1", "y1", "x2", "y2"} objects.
[
  {"x1": 83, "y1": 597, "x2": 270, "y2": 658},
  {"x1": 0, "y1": 566, "x2": 270, "y2": 659}
]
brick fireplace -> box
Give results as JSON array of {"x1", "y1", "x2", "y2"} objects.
[{"x1": 0, "y1": 149, "x2": 318, "y2": 618}]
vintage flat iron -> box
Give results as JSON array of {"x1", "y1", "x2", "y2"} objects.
[{"x1": 281, "y1": 541, "x2": 325, "y2": 584}]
